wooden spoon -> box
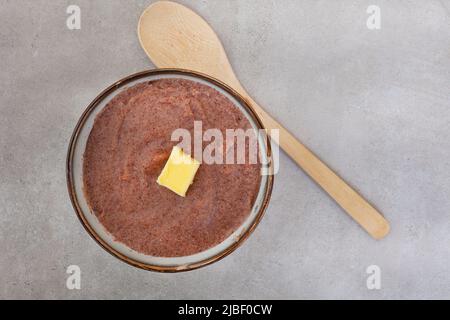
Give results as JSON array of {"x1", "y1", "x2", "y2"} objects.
[{"x1": 138, "y1": 1, "x2": 390, "y2": 239}]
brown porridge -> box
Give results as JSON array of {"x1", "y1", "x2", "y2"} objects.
[{"x1": 83, "y1": 78, "x2": 261, "y2": 257}]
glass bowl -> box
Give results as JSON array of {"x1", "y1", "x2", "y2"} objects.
[{"x1": 66, "y1": 69, "x2": 273, "y2": 272}]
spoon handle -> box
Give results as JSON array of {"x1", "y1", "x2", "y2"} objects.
[{"x1": 237, "y1": 86, "x2": 390, "y2": 240}]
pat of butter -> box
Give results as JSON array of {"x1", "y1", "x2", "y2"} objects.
[{"x1": 157, "y1": 146, "x2": 200, "y2": 197}]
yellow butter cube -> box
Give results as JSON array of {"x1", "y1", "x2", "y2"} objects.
[{"x1": 157, "y1": 146, "x2": 200, "y2": 197}]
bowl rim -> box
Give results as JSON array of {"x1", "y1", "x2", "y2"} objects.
[{"x1": 66, "y1": 68, "x2": 274, "y2": 272}]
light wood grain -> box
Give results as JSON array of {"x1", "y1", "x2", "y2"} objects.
[{"x1": 138, "y1": 1, "x2": 390, "y2": 239}]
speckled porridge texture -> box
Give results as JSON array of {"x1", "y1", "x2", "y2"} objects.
[{"x1": 83, "y1": 78, "x2": 261, "y2": 257}]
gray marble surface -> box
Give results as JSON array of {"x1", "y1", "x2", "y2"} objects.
[{"x1": 1, "y1": 0, "x2": 450, "y2": 299}]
